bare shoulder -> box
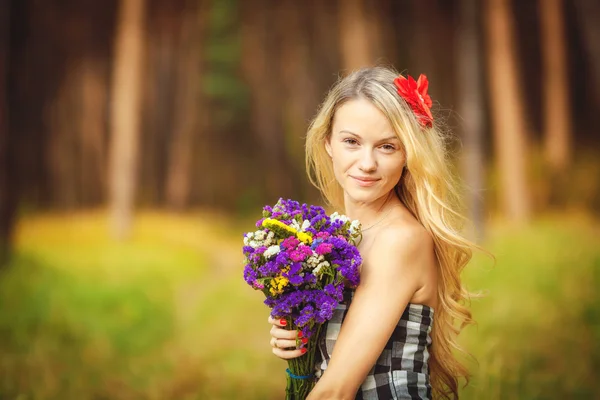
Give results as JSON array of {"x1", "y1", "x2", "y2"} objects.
[
  {"x1": 365, "y1": 213, "x2": 437, "y2": 306},
  {"x1": 373, "y1": 215, "x2": 433, "y2": 260}
]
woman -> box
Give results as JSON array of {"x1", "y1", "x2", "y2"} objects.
[{"x1": 268, "y1": 66, "x2": 476, "y2": 399}]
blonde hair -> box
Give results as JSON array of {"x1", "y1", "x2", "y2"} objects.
[{"x1": 305, "y1": 66, "x2": 476, "y2": 399}]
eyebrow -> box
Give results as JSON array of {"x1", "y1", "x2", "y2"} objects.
[{"x1": 338, "y1": 130, "x2": 399, "y2": 142}]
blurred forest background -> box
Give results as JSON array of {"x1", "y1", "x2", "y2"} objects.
[{"x1": 0, "y1": 0, "x2": 599, "y2": 399}]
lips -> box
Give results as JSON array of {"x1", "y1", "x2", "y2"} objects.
[{"x1": 350, "y1": 175, "x2": 380, "y2": 187}]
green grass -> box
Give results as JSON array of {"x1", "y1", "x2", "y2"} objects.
[
  {"x1": 460, "y1": 216, "x2": 600, "y2": 399},
  {"x1": 0, "y1": 211, "x2": 598, "y2": 399}
]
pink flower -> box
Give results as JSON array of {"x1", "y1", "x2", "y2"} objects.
[
  {"x1": 281, "y1": 236, "x2": 300, "y2": 251},
  {"x1": 315, "y1": 231, "x2": 331, "y2": 239},
  {"x1": 315, "y1": 243, "x2": 333, "y2": 255},
  {"x1": 290, "y1": 250, "x2": 306, "y2": 262},
  {"x1": 253, "y1": 280, "x2": 264, "y2": 289},
  {"x1": 297, "y1": 244, "x2": 313, "y2": 257}
]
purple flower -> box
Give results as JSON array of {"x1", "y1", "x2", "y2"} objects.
[
  {"x1": 258, "y1": 260, "x2": 281, "y2": 276},
  {"x1": 303, "y1": 273, "x2": 317, "y2": 285},
  {"x1": 254, "y1": 246, "x2": 267, "y2": 257},
  {"x1": 243, "y1": 264, "x2": 257, "y2": 285},
  {"x1": 296, "y1": 304, "x2": 315, "y2": 327},
  {"x1": 289, "y1": 274, "x2": 304, "y2": 285},
  {"x1": 243, "y1": 198, "x2": 362, "y2": 338},
  {"x1": 324, "y1": 283, "x2": 344, "y2": 301}
]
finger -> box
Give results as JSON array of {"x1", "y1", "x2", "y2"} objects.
[
  {"x1": 273, "y1": 338, "x2": 299, "y2": 349},
  {"x1": 272, "y1": 347, "x2": 307, "y2": 360},
  {"x1": 270, "y1": 325, "x2": 300, "y2": 340},
  {"x1": 268, "y1": 315, "x2": 288, "y2": 327}
]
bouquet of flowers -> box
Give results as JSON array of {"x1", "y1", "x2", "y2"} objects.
[{"x1": 242, "y1": 198, "x2": 363, "y2": 400}]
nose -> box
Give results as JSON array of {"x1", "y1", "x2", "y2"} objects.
[{"x1": 358, "y1": 149, "x2": 377, "y2": 172}]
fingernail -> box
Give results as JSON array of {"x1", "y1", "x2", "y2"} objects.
[
  {"x1": 297, "y1": 331, "x2": 303, "y2": 338},
  {"x1": 279, "y1": 318, "x2": 287, "y2": 326},
  {"x1": 302, "y1": 338, "x2": 308, "y2": 344},
  {"x1": 301, "y1": 348, "x2": 307, "y2": 354}
]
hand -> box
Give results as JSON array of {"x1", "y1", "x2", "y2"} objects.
[{"x1": 268, "y1": 315, "x2": 308, "y2": 360}]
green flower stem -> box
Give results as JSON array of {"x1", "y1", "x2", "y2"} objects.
[{"x1": 284, "y1": 319, "x2": 324, "y2": 400}]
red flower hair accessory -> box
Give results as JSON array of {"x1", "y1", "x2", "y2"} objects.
[{"x1": 393, "y1": 73, "x2": 433, "y2": 128}]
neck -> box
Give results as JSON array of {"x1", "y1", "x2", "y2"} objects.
[{"x1": 343, "y1": 191, "x2": 401, "y2": 229}]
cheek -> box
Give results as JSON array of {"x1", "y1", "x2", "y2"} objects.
[
  {"x1": 331, "y1": 147, "x2": 353, "y2": 170},
  {"x1": 383, "y1": 159, "x2": 405, "y2": 183}
]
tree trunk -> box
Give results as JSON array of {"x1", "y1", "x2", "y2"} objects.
[
  {"x1": 139, "y1": 6, "x2": 177, "y2": 207},
  {"x1": 46, "y1": 68, "x2": 79, "y2": 209},
  {"x1": 370, "y1": 0, "x2": 396, "y2": 65},
  {"x1": 278, "y1": 0, "x2": 318, "y2": 199},
  {"x1": 240, "y1": 0, "x2": 291, "y2": 201},
  {"x1": 165, "y1": 0, "x2": 205, "y2": 210},
  {"x1": 338, "y1": 0, "x2": 372, "y2": 71},
  {"x1": 573, "y1": 0, "x2": 600, "y2": 104},
  {"x1": 47, "y1": 61, "x2": 104, "y2": 209},
  {"x1": 411, "y1": 0, "x2": 453, "y2": 105},
  {"x1": 311, "y1": 0, "x2": 341, "y2": 91},
  {"x1": 0, "y1": 0, "x2": 14, "y2": 266},
  {"x1": 540, "y1": 0, "x2": 571, "y2": 173},
  {"x1": 457, "y1": 0, "x2": 486, "y2": 240},
  {"x1": 485, "y1": 0, "x2": 531, "y2": 222},
  {"x1": 108, "y1": 0, "x2": 145, "y2": 240},
  {"x1": 79, "y1": 57, "x2": 108, "y2": 206}
]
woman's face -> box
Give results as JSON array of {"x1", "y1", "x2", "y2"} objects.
[{"x1": 326, "y1": 98, "x2": 406, "y2": 205}]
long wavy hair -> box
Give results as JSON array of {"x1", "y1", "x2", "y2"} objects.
[{"x1": 305, "y1": 66, "x2": 477, "y2": 399}]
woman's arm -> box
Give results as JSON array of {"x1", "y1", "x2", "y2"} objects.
[{"x1": 306, "y1": 226, "x2": 434, "y2": 400}]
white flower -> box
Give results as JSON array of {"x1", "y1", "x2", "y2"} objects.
[
  {"x1": 349, "y1": 220, "x2": 361, "y2": 235},
  {"x1": 330, "y1": 212, "x2": 350, "y2": 224},
  {"x1": 243, "y1": 232, "x2": 254, "y2": 246},
  {"x1": 264, "y1": 231, "x2": 275, "y2": 246},
  {"x1": 307, "y1": 254, "x2": 324, "y2": 267},
  {"x1": 307, "y1": 255, "x2": 319, "y2": 267},
  {"x1": 290, "y1": 219, "x2": 301, "y2": 231},
  {"x1": 254, "y1": 230, "x2": 266, "y2": 240},
  {"x1": 300, "y1": 219, "x2": 311, "y2": 231},
  {"x1": 263, "y1": 245, "x2": 281, "y2": 259},
  {"x1": 313, "y1": 261, "x2": 329, "y2": 276}
]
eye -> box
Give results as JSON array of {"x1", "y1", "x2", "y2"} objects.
[
  {"x1": 343, "y1": 138, "x2": 359, "y2": 146},
  {"x1": 380, "y1": 144, "x2": 396, "y2": 151}
]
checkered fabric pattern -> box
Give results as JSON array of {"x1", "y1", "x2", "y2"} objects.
[{"x1": 315, "y1": 288, "x2": 434, "y2": 400}]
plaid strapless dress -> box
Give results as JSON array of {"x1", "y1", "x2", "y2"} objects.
[{"x1": 315, "y1": 288, "x2": 434, "y2": 400}]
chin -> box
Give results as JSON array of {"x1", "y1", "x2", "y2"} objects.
[{"x1": 344, "y1": 187, "x2": 386, "y2": 204}]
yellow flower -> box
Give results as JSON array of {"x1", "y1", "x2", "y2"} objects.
[
  {"x1": 269, "y1": 274, "x2": 290, "y2": 296},
  {"x1": 262, "y1": 218, "x2": 296, "y2": 234},
  {"x1": 297, "y1": 231, "x2": 313, "y2": 244},
  {"x1": 262, "y1": 218, "x2": 313, "y2": 244}
]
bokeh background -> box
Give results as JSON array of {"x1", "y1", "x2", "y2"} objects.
[{"x1": 1, "y1": 0, "x2": 599, "y2": 399}]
